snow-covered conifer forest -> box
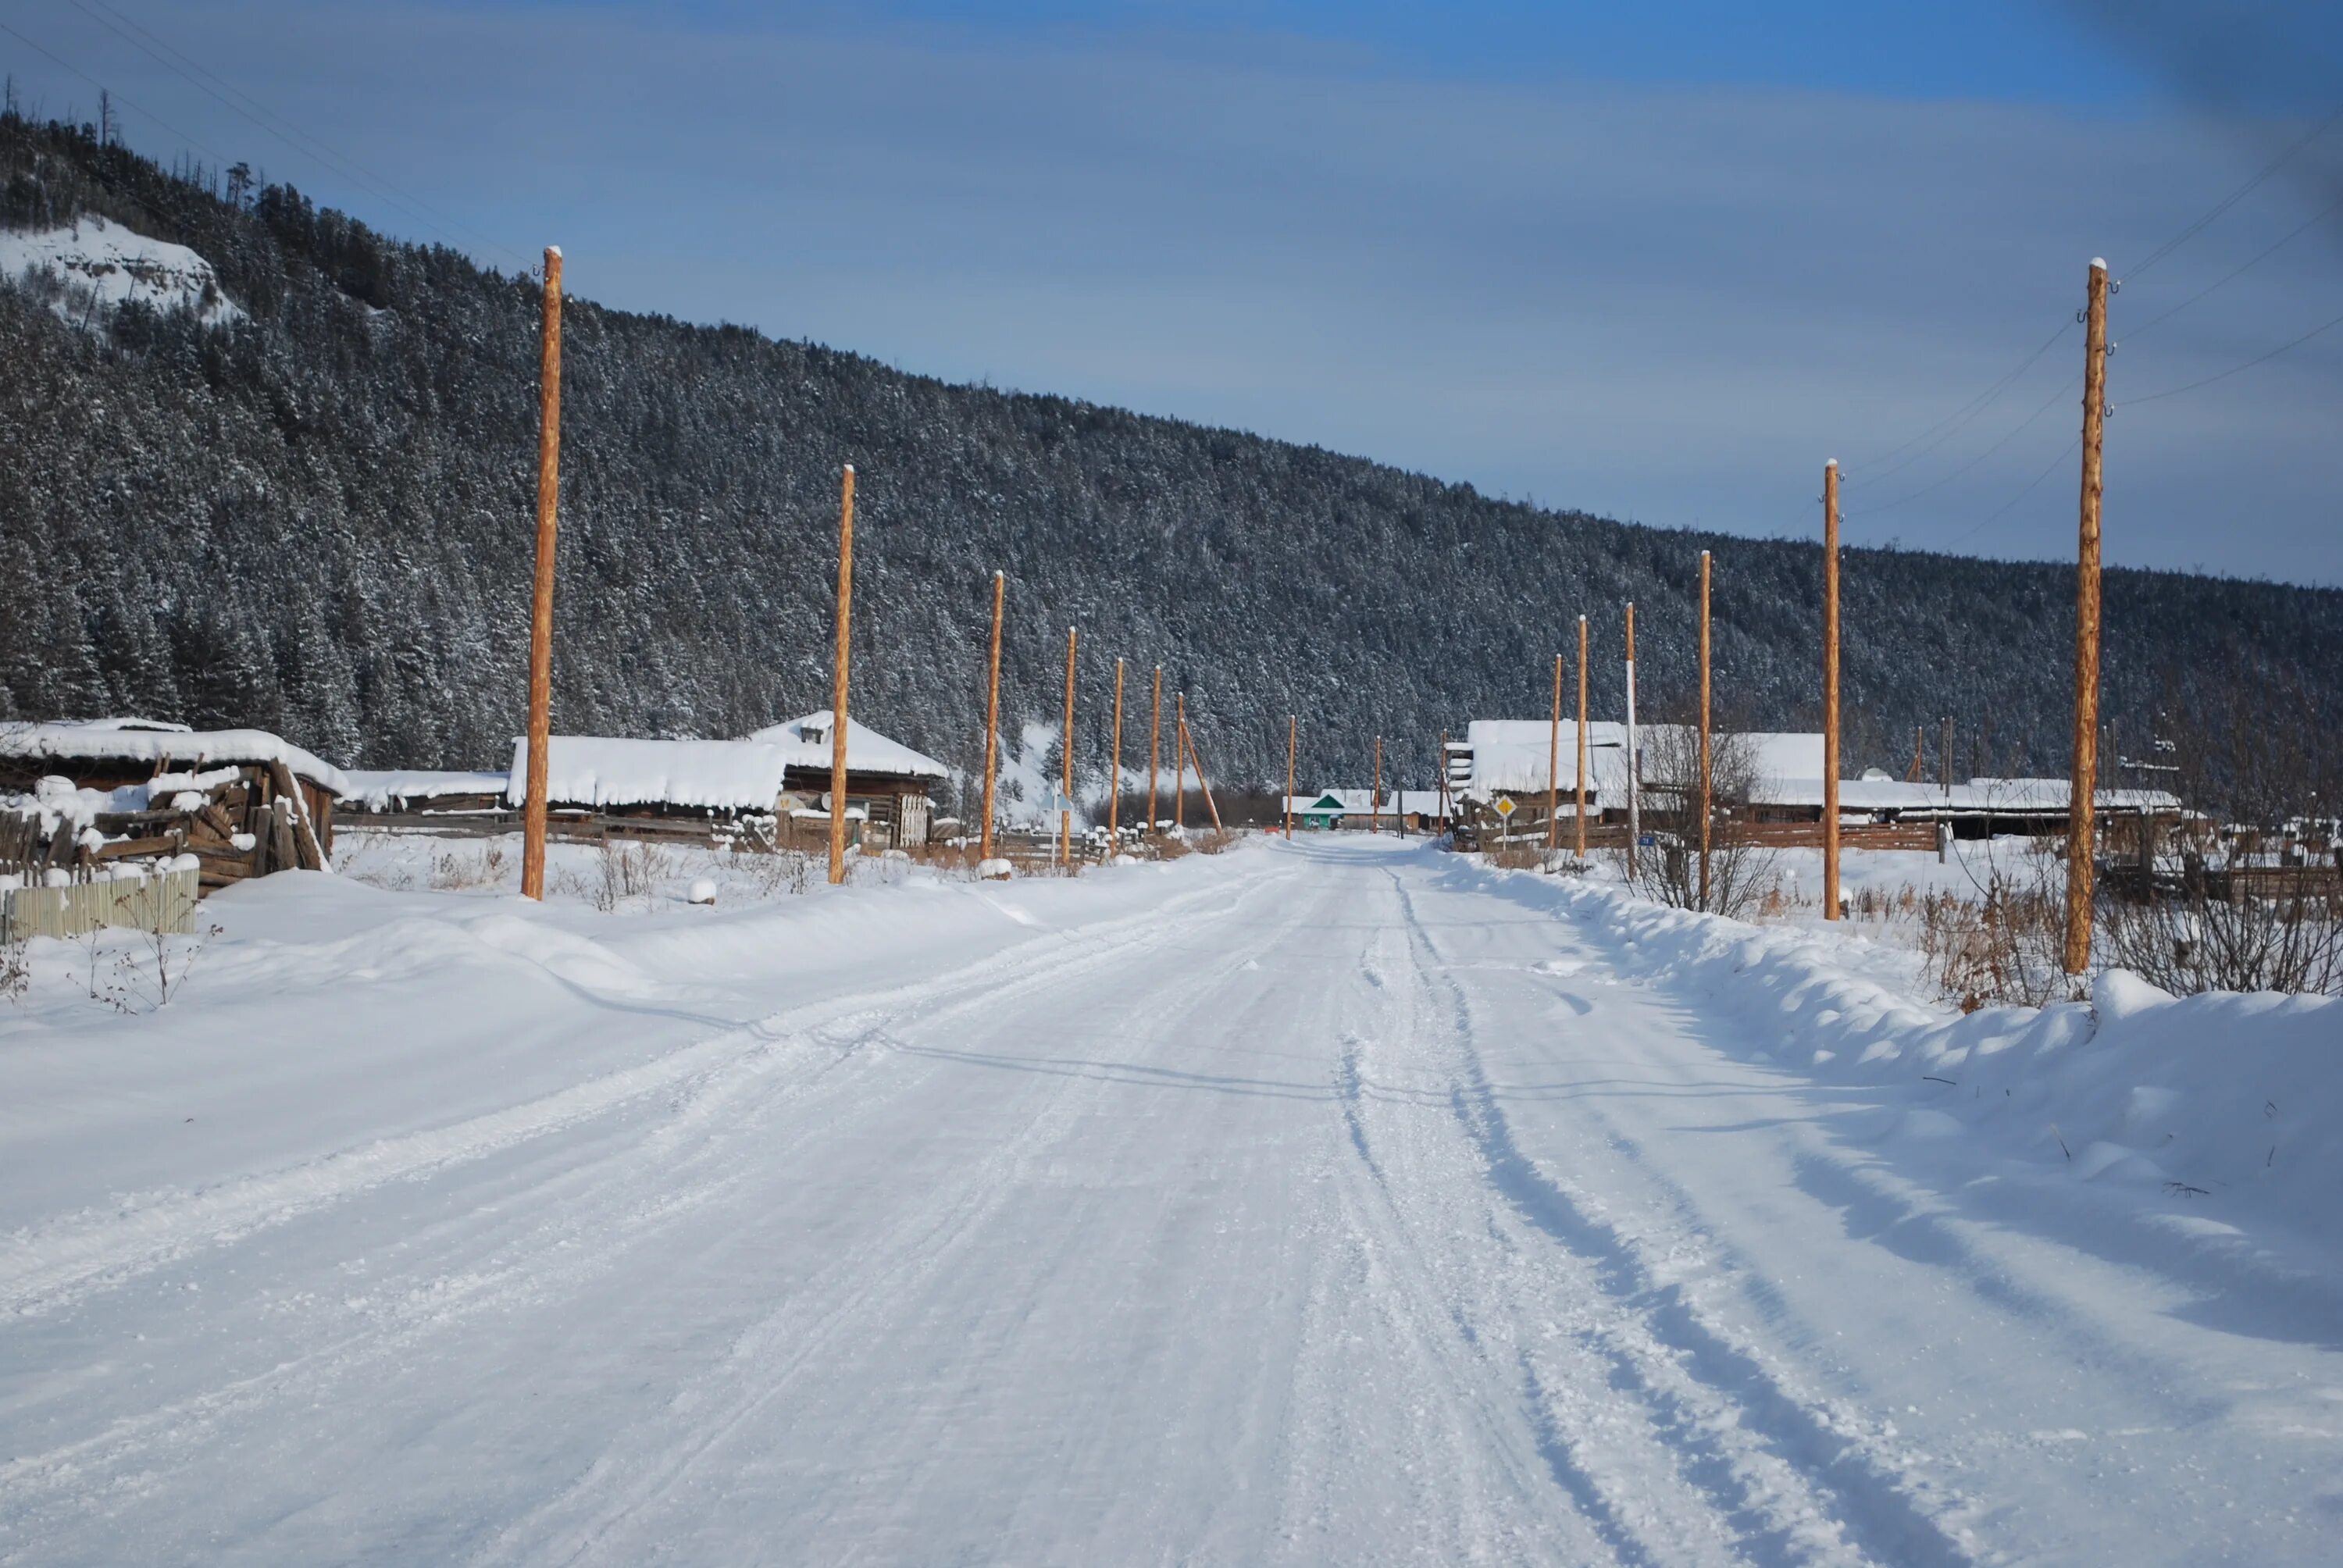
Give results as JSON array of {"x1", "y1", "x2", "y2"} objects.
[{"x1": 5, "y1": 112, "x2": 2339, "y2": 791}]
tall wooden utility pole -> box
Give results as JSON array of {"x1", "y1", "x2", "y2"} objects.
[
  {"x1": 826, "y1": 465, "x2": 857, "y2": 886},
  {"x1": 1941, "y1": 716, "x2": 1954, "y2": 796},
  {"x1": 1699, "y1": 549, "x2": 1713, "y2": 912},
  {"x1": 979, "y1": 571, "x2": 1004, "y2": 864},
  {"x1": 2065, "y1": 258, "x2": 2110, "y2": 976},
  {"x1": 1437, "y1": 731, "x2": 1452, "y2": 834},
  {"x1": 521, "y1": 245, "x2": 563, "y2": 901},
  {"x1": 1371, "y1": 736, "x2": 1383, "y2": 834},
  {"x1": 1286, "y1": 715, "x2": 1297, "y2": 838},
  {"x1": 1174, "y1": 692, "x2": 1187, "y2": 832},
  {"x1": 1059, "y1": 626, "x2": 1078, "y2": 865},
  {"x1": 1575, "y1": 615, "x2": 1589, "y2": 860},
  {"x1": 1148, "y1": 667, "x2": 1163, "y2": 833},
  {"x1": 1823, "y1": 459, "x2": 1842, "y2": 920},
  {"x1": 1109, "y1": 658, "x2": 1126, "y2": 843},
  {"x1": 1624, "y1": 602, "x2": 1640, "y2": 878},
  {"x1": 1546, "y1": 652, "x2": 1564, "y2": 853}
]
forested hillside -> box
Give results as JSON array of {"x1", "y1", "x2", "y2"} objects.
[{"x1": 4, "y1": 112, "x2": 2338, "y2": 801}]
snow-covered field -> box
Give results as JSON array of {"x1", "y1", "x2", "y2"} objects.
[{"x1": 2, "y1": 835, "x2": 2338, "y2": 1564}]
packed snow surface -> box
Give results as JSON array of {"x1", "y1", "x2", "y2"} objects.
[
  {"x1": 2, "y1": 837, "x2": 2338, "y2": 1563},
  {"x1": 0, "y1": 215, "x2": 244, "y2": 331}
]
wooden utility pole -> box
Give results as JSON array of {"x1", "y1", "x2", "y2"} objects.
[
  {"x1": 1059, "y1": 626, "x2": 1078, "y2": 865},
  {"x1": 1148, "y1": 667, "x2": 1163, "y2": 833},
  {"x1": 1624, "y1": 602, "x2": 1640, "y2": 878},
  {"x1": 2066, "y1": 258, "x2": 2110, "y2": 976},
  {"x1": 979, "y1": 571, "x2": 1004, "y2": 863},
  {"x1": 520, "y1": 245, "x2": 562, "y2": 901},
  {"x1": 1824, "y1": 458, "x2": 1842, "y2": 920},
  {"x1": 1575, "y1": 615, "x2": 1589, "y2": 860},
  {"x1": 1183, "y1": 718, "x2": 1223, "y2": 832},
  {"x1": 1372, "y1": 736, "x2": 1383, "y2": 834},
  {"x1": 1109, "y1": 658, "x2": 1125, "y2": 843},
  {"x1": 1286, "y1": 715, "x2": 1297, "y2": 838},
  {"x1": 1699, "y1": 549, "x2": 1713, "y2": 912},
  {"x1": 827, "y1": 465, "x2": 857, "y2": 886},
  {"x1": 1907, "y1": 726, "x2": 1924, "y2": 783},
  {"x1": 1174, "y1": 692, "x2": 1187, "y2": 832},
  {"x1": 1546, "y1": 652, "x2": 1563, "y2": 853},
  {"x1": 1941, "y1": 716, "x2": 1954, "y2": 796},
  {"x1": 1437, "y1": 731, "x2": 1452, "y2": 832}
]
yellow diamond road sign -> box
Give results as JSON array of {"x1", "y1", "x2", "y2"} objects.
[{"x1": 1494, "y1": 795, "x2": 1516, "y2": 818}]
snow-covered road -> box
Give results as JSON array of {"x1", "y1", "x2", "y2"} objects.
[{"x1": 3, "y1": 837, "x2": 2337, "y2": 1564}]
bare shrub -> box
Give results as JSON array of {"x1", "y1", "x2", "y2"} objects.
[
  {"x1": 430, "y1": 843, "x2": 508, "y2": 891},
  {"x1": 1485, "y1": 845, "x2": 1543, "y2": 871},
  {"x1": 1918, "y1": 864, "x2": 2071, "y2": 1011},
  {"x1": 2094, "y1": 672, "x2": 2342, "y2": 996},
  {"x1": 1607, "y1": 720, "x2": 1779, "y2": 918},
  {"x1": 589, "y1": 838, "x2": 673, "y2": 912},
  {"x1": 1191, "y1": 829, "x2": 1238, "y2": 855}
]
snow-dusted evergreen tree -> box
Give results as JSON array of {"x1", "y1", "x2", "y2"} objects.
[{"x1": 2, "y1": 111, "x2": 2339, "y2": 798}]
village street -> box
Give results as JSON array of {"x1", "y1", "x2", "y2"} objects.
[{"x1": 2, "y1": 836, "x2": 2336, "y2": 1565}]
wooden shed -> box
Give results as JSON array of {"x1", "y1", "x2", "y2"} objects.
[{"x1": 1, "y1": 718, "x2": 349, "y2": 893}]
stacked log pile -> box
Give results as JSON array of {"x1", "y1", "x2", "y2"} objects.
[{"x1": 0, "y1": 761, "x2": 333, "y2": 893}]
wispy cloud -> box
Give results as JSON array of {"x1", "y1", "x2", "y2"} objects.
[{"x1": 9, "y1": 0, "x2": 2340, "y2": 581}]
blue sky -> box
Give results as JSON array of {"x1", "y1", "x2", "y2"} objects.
[{"x1": 5, "y1": 1, "x2": 2341, "y2": 583}]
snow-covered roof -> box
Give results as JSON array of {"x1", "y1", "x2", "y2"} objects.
[
  {"x1": 1458, "y1": 720, "x2": 1628, "y2": 798},
  {"x1": 343, "y1": 769, "x2": 511, "y2": 811},
  {"x1": 0, "y1": 718, "x2": 351, "y2": 796},
  {"x1": 742, "y1": 711, "x2": 948, "y2": 779},
  {"x1": 505, "y1": 737, "x2": 790, "y2": 812},
  {"x1": 1751, "y1": 775, "x2": 2182, "y2": 814}
]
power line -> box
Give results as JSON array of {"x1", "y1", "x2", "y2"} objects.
[
  {"x1": 2124, "y1": 188, "x2": 2343, "y2": 341},
  {"x1": 0, "y1": 16, "x2": 240, "y2": 170},
  {"x1": 2121, "y1": 307, "x2": 2343, "y2": 406},
  {"x1": 1938, "y1": 434, "x2": 2081, "y2": 553},
  {"x1": 1852, "y1": 372, "x2": 2081, "y2": 521},
  {"x1": 62, "y1": 0, "x2": 528, "y2": 269},
  {"x1": 2120, "y1": 105, "x2": 2343, "y2": 286},
  {"x1": 1843, "y1": 317, "x2": 2072, "y2": 478}
]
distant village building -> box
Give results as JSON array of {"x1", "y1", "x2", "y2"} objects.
[
  {"x1": 497, "y1": 711, "x2": 948, "y2": 851},
  {"x1": 744, "y1": 711, "x2": 949, "y2": 850},
  {"x1": 1280, "y1": 788, "x2": 1451, "y2": 832}
]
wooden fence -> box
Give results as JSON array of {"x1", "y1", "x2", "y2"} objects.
[{"x1": 4, "y1": 868, "x2": 198, "y2": 941}]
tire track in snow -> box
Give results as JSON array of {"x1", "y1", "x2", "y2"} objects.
[
  {"x1": 0, "y1": 871, "x2": 1271, "y2": 1324},
  {"x1": 1389, "y1": 871, "x2": 1974, "y2": 1567},
  {"x1": 1306, "y1": 914, "x2": 1716, "y2": 1566},
  {"x1": 468, "y1": 866, "x2": 1316, "y2": 1566},
  {"x1": 0, "y1": 877, "x2": 1287, "y2": 1538}
]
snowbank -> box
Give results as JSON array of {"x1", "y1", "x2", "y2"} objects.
[{"x1": 1469, "y1": 863, "x2": 2343, "y2": 1251}]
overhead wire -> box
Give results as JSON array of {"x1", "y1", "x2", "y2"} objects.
[
  {"x1": 0, "y1": 16, "x2": 241, "y2": 172},
  {"x1": 50, "y1": 0, "x2": 528, "y2": 269},
  {"x1": 2118, "y1": 105, "x2": 2343, "y2": 287},
  {"x1": 2120, "y1": 308, "x2": 2343, "y2": 406},
  {"x1": 1842, "y1": 317, "x2": 2072, "y2": 479},
  {"x1": 1850, "y1": 372, "x2": 2081, "y2": 520}
]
